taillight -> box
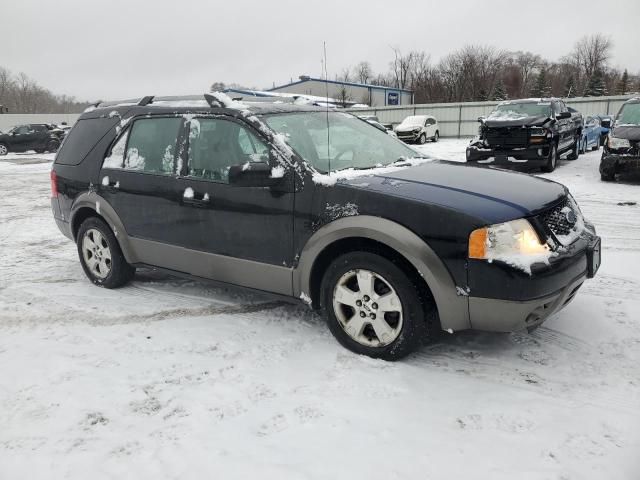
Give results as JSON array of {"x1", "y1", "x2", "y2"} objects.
[{"x1": 50, "y1": 170, "x2": 58, "y2": 198}]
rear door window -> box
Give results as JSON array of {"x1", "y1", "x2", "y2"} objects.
[{"x1": 123, "y1": 117, "x2": 183, "y2": 175}]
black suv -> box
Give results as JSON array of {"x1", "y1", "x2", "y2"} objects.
[
  {"x1": 51, "y1": 94, "x2": 601, "y2": 360},
  {"x1": 467, "y1": 98, "x2": 582, "y2": 172},
  {"x1": 0, "y1": 123, "x2": 63, "y2": 155},
  {"x1": 599, "y1": 97, "x2": 640, "y2": 181}
]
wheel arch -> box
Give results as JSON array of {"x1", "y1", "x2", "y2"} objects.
[
  {"x1": 293, "y1": 215, "x2": 471, "y2": 332},
  {"x1": 70, "y1": 193, "x2": 137, "y2": 263}
]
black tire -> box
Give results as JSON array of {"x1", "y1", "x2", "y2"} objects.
[
  {"x1": 567, "y1": 136, "x2": 579, "y2": 160},
  {"x1": 600, "y1": 135, "x2": 606, "y2": 147},
  {"x1": 418, "y1": 133, "x2": 426, "y2": 145},
  {"x1": 432, "y1": 131, "x2": 439, "y2": 142},
  {"x1": 46, "y1": 140, "x2": 60, "y2": 153},
  {"x1": 542, "y1": 144, "x2": 558, "y2": 172},
  {"x1": 0, "y1": 143, "x2": 8, "y2": 156},
  {"x1": 76, "y1": 217, "x2": 135, "y2": 288},
  {"x1": 320, "y1": 251, "x2": 436, "y2": 360},
  {"x1": 600, "y1": 171, "x2": 615, "y2": 181},
  {"x1": 35, "y1": 148, "x2": 45, "y2": 154},
  {"x1": 591, "y1": 141, "x2": 600, "y2": 152},
  {"x1": 579, "y1": 137, "x2": 587, "y2": 154}
]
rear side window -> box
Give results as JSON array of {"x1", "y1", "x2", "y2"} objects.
[
  {"x1": 55, "y1": 118, "x2": 116, "y2": 166},
  {"x1": 123, "y1": 117, "x2": 182, "y2": 175}
]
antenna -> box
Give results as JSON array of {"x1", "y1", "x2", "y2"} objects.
[{"x1": 323, "y1": 41, "x2": 330, "y2": 173}]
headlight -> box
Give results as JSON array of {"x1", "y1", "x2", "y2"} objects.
[
  {"x1": 608, "y1": 136, "x2": 630, "y2": 149},
  {"x1": 469, "y1": 219, "x2": 549, "y2": 260},
  {"x1": 413, "y1": 127, "x2": 421, "y2": 133},
  {"x1": 529, "y1": 128, "x2": 546, "y2": 137}
]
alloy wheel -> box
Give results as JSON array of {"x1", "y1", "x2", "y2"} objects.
[
  {"x1": 332, "y1": 269, "x2": 403, "y2": 347},
  {"x1": 0, "y1": 144, "x2": 7, "y2": 155},
  {"x1": 81, "y1": 228, "x2": 112, "y2": 279}
]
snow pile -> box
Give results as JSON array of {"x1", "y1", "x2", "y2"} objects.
[
  {"x1": 270, "y1": 165, "x2": 285, "y2": 178},
  {"x1": 124, "y1": 148, "x2": 145, "y2": 170},
  {"x1": 208, "y1": 91, "x2": 251, "y2": 114},
  {"x1": 183, "y1": 187, "x2": 194, "y2": 199},
  {"x1": 312, "y1": 158, "x2": 431, "y2": 186}
]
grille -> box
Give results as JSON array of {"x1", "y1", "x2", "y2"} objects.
[
  {"x1": 485, "y1": 127, "x2": 528, "y2": 147},
  {"x1": 538, "y1": 197, "x2": 576, "y2": 237}
]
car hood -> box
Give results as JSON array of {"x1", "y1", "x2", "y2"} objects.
[
  {"x1": 343, "y1": 160, "x2": 567, "y2": 225},
  {"x1": 612, "y1": 125, "x2": 640, "y2": 141},
  {"x1": 484, "y1": 115, "x2": 552, "y2": 128}
]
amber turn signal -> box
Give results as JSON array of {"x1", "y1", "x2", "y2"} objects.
[{"x1": 468, "y1": 227, "x2": 488, "y2": 259}]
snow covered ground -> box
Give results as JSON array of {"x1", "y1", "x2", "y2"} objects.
[{"x1": 1, "y1": 143, "x2": 639, "y2": 479}]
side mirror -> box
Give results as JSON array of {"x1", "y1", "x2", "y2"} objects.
[
  {"x1": 556, "y1": 111, "x2": 572, "y2": 120},
  {"x1": 477, "y1": 116, "x2": 485, "y2": 123},
  {"x1": 600, "y1": 118, "x2": 612, "y2": 129},
  {"x1": 228, "y1": 162, "x2": 281, "y2": 187}
]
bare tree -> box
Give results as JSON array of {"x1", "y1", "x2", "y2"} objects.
[
  {"x1": 570, "y1": 34, "x2": 613, "y2": 81},
  {"x1": 354, "y1": 61, "x2": 373, "y2": 84}
]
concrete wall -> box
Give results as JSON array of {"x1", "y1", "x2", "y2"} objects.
[
  {"x1": 0, "y1": 113, "x2": 80, "y2": 131},
  {"x1": 347, "y1": 95, "x2": 634, "y2": 138}
]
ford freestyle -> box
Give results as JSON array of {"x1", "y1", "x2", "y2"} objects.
[{"x1": 50, "y1": 93, "x2": 601, "y2": 360}]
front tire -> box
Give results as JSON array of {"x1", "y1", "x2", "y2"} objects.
[
  {"x1": 0, "y1": 143, "x2": 8, "y2": 156},
  {"x1": 591, "y1": 140, "x2": 600, "y2": 152},
  {"x1": 567, "y1": 136, "x2": 579, "y2": 160},
  {"x1": 542, "y1": 144, "x2": 558, "y2": 172},
  {"x1": 418, "y1": 133, "x2": 426, "y2": 145},
  {"x1": 77, "y1": 217, "x2": 135, "y2": 288},
  {"x1": 46, "y1": 140, "x2": 60, "y2": 153},
  {"x1": 320, "y1": 251, "x2": 435, "y2": 360}
]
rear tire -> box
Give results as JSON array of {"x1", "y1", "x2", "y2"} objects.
[
  {"x1": 77, "y1": 217, "x2": 135, "y2": 288},
  {"x1": 591, "y1": 141, "x2": 600, "y2": 152},
  {"x1": 579, "y1": 137, "x2": 587, "y2": 154},
  {"x1": 542, "y1": 144, "x2": 558, "y2": 172},
  {"x1": 0, "y1": 143, "x2": 8, "y2": 156},
  {"x1": 320, "y1": 251, "x2": 436, "y2": 360},
  {"x1": 432, "y1": 131, "x2": 439, "y2": 142},
  {"x1": 46, "y1": 140, "x2": 60, "y2": 153}
]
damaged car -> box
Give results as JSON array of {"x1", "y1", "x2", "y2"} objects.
[
  {"x1": 600, "y1": 97, "x2": 640, "y2": 181},
  {"x1": 51, "y1": 93, "x2": 601, "y2": 360},
  {"x1": 467, "y1": 98, "x2": 582, "y2": 172}
]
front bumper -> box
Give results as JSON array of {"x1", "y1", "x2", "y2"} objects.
[
  {"x1": 467, "y1": 232, "x2": 601, "y2": 332},
  {"x1": 466, "y1": 143, "x2": 550, "y2": 167},
  {"x1": 396, "y1": 131, "x2": 421, "y2": 142},
  {"x1": 600, "y1": 153, "x2": 640, "y2": 175}
]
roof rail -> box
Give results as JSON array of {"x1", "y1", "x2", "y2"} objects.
[{"x1": 138, "y1": 95, "x2": 154, "y2": 106}]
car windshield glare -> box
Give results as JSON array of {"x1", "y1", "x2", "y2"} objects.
[
  {"x1": 617, "y1": 103, "x2": 640, "y2": 126},
  {"x1": 493, "y1": 103, "x2": 552, "y2": 118},
  {"x1": 263, "y1": 111, "x2": 420, "y2": 173},
  {"x1": 399, "y1": 116, "x2": 425, "y2": 126}
]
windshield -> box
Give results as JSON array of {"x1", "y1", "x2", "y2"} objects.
[
  {"x1": 493, "y1": 102, "x2": 552, "y2": 118},
  {"x1": 617, "y1": 103, "x2": 640, "y2": 126},
  {"x1": 399, "y1": 115, "x2": 426, "y2": 127},
  {"x1": 263, "y1": 112, "x2": 420, "y2": 173}
]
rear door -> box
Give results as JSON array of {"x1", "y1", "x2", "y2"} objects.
[{"x1": 99, "y1": 115, "x2": 186, "y2": 246}]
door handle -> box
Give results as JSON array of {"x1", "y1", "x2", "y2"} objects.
[{"x1": 182, "y1": 189, "x2": 210, "y2": 207}]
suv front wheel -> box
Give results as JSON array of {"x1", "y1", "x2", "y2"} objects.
[
  {"x1": 77, "y1": 217, "x2": 135, "y2": 288},
  {"x1": 320, "y1": 251, "x2": 434, "y2": 360}
]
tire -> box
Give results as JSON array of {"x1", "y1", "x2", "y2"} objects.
[
  {"x1": 567, "y1": 136, "x2": 579, "y2": 160},
  {"x1": 418, "y1": 133, "x2": 426, "y2": 145},
  {"x1": 542, "y1": 144, "x2": 558, "y2": 172},
  {"x1": 432, "y1": 131, "x2": 439, "y2": 142},
  {"x1": 0, "y1": 143, "x2": 8, "y2": 156},
  {"x1": 76, "y1": 217, "x2": 135, "y2": 288},
  {"x1": 591, "y1": 141, "x2": 600, "y2": 152},
  {"x1": 46, "y1": 140, "x2": 60, "y2": 153},
  {"x1": 320, "y1": 251, "x2": 436, "y2": 360},
  {"x1": 579, "y1": 137, "x2": 587, "y2": 154},
  {"x1": 600, "y1": 171, "x2": 615, "y2": 181}
]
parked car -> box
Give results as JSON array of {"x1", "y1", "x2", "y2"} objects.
[
  {"x1": 0, "y1": 123, "x2": 62, "y2": 155},
  {"x1": 599, "y1": 97, "x2": 640, "y2": 181},
  {"x1": 595, "y1": 114, "x2": 612, "y2": 146},
  {"x1": 51, "y1": 94, "x2": 601, "y2": 360},
  {"x1": 579, "y1": 115, "x2": 601, "y2": 153},
  {"x1": 467, "y1": 98, "x2": 582, "y2": 172},
  {"x1": 394, "y1": 115, "x2": 439, "y2": 144},
  {"x1": 358, "y1": 115, "x2": 397, "y2": 138}
]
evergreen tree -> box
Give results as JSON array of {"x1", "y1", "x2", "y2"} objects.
[
  {"x1": 584, "y1": 70, "x2": 607, "y2": 97},
  {"x1": 563, "y1": 75, "x2": 576, "y2": 98},
  {"x1": 477, "y1": 88, "x2": 489, "y2": 101},
  {"x1": 615, "y1": 69, "x2": 629, "y2": 95},
  {"x1": 492, "y1": 81, "x2": 507, "y2": 101},
  {"x1": 531, "y1": 68, "x2": 551, "y2": 98}
]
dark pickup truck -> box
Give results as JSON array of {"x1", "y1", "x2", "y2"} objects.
[{"x1": 466, "y1": 98, "x2": 582, "y2": 172}]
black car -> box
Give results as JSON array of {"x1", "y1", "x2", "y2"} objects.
[
  {"x1": 467, "y1": 98, "x2": 582, "y2": 172},
  {"x1": 599, "y1": 97, "x2": 640, "y2": 181},
  {"x1": 0, "y1": 123, "x2": 62, "y2": 155},
  {"x1": 50, "y1": 94, "x2": 601, "y2": 360}
]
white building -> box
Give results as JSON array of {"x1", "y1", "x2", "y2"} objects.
[{"x1": 268, "y1": 76, "x2": 413, "y2": 107}]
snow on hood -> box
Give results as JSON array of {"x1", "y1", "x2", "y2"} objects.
[{"x1": 312, "y1": 158, "x2": 432, "y2": 186}]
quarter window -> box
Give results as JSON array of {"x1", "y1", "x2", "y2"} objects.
[
  {"x1": 122, "y1": 117, "x2": 182, "y2": 175},
  {"x1": 187, "y1": 118, "x2": 269, "y2": 183}
]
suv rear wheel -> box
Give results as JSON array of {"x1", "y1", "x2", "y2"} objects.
[
  {"x1": 320, "y1": 251, "x2": 434, "y2": 360},
  {"x1": 0, "y1": 143, "x2": 7, "y2": 156},
  {"x1": 433, "y1": 131, "x2": 439, "y2": 142},
  {"x1": 77, "y1": 217, "x2": 135, "y2": 288}
]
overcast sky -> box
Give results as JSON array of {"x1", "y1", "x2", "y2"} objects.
[{"x1": 5, "y1": 0, "x2": 639, "y2": 101}]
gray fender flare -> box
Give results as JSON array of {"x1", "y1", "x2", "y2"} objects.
[
  {"x1": 70, "y1": 193, "x2": 138, "y2": 264},
  {"x1": 293, "y1": 215, "x2": 471, "y2": 332}
]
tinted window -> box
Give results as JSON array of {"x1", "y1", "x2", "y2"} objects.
[
  {"x1": 15, "y1": 126, "x2": 31, "y2": 134},
  {"x1": 124, "y1": 117, "x2": 182, "y2": 174},
  {"x1": 103, "y1": 131, "x2": 128, "y2": 169},
  {"x1": 55, "y1": 118, "x2": 118, "y2": 166},
  {"x1": 187, "y1": 118, "x2": 268, "y2": 183}
]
